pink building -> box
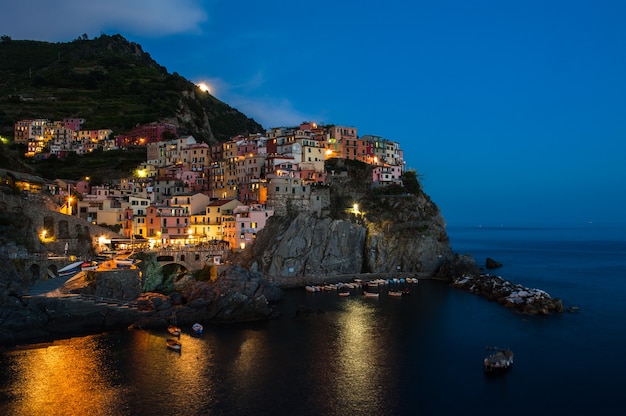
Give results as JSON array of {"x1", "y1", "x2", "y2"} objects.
[
  {"x1": 372, "y1": 165, "x2": 403, "y2": 185},
  {"x1": 233, "y1": 204, "x2": 275, "y2": 250}
]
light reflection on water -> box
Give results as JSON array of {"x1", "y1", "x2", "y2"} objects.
[
  {"x1": 2, "y1": 266, "x2": 623, "y2": 415},
  {"x1": 2, "y1": 337, "x2": 122, "y2": 416},
  {"x1": 333, "y1": 299, "x2": 388, "y2": 415}
]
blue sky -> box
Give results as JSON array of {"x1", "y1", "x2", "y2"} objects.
[{"x1": 2, "y1": 0, "x2": 625, "y2": 227}]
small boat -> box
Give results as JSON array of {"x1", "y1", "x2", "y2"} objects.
[
  {"x1": 338, "y1": 291, "x2": 350, "y2": 297},
  {"x1": 114, "y1": 257, "x2": 135, "y2": 268},
  {"x1": 484, "y1": 347, "x2": 514, "y2": 373},
  {"x1": 166, "y1": 338, "x2": 181, "y2": 351},
  {"x1": 167, "y1": 325, "x2": 181, "y2": 337},
  {"x1": 58, "y1": 261, "x2": 84, "y2": 277},
  {"x1": 81, "y1": 261, "x2": 98, "y2": 271},
  {"x1": 363, "y1": 291, "x2": 379, "y2": 298},
  {"x1": 192, "y1": 323, "x2": 203, "y2": 334},
  {"x1": 388, "y1": 290, "x2": 403, "y2": 297}
]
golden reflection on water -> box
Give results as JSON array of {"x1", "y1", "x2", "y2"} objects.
[
  {"x1": 334, "y1": 299, "x2": 384, "y2": 404},
  {"x1": 4, "y1": 337, "x2": 120, "y2": 416},
  {"x1": 125, "y1": 329, "x2": 214, "y2": 405},
  {"x1": 230, "y1": 329, "x2": 271, "y2": 392}
]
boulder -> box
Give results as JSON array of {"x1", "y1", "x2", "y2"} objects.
[{"x1": 485, "y1": 258, "x2": 503, "y2": 269}]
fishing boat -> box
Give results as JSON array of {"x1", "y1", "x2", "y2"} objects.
[
  {"x1": 58, "y1": 261, "x2": 84, "y2": 277},
  {"x1": 167, "y1": 325, "x2": 181, "y2": 337},
  {"x1": 483, "y1": 347, "x2": 514, "y2": 373},
  {"x1": 363, "y1": 291, "x2": 379, "y2": 298},
  {"x1": 192, "y1": 323, "x2": 203, "y2": 334},
  {"x1": 114, "y1": 256, "x2": 135, "y2": 268},
  {"x1": 166, "y1": 338, "x2": 181, "y2": 351},
  {"x1": 81, "y1": 261, "x2": 98, "y2": 271}
]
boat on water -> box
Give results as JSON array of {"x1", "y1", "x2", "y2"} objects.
[
  {"x1": 388, "y1": 290, "x2": 404, "y2": 297},
  {"x1": 338, "y1": 291, "x2": 350, "y2": 297},
  {"x1": 363, "y1": 291, "x2": 380, "y2": 298},
  {"x1": 166, "y1": 338, "x2": 181, "y2": 351},
  {"x1": 168, "y1": 325, "x2": 181, "y2": 337},
  {"x1": 58, "y1": 261, "x2": 84, "y2": 277},
  {"x1": 483, "y1": 347, "x2": 514, "y2": 373},
  {"x1": 192, "y1": 323, "x2": 203, "y2": 334}
]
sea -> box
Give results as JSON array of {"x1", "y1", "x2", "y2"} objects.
[{"x1": 1, "y1": 224, "x2": 625, "y2": 416}]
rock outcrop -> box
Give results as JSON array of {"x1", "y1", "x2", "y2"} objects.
[
  {"x1": 452, "y1": 274, "x2": 565, "y2": 315},
  {"x1": 246, "y1": 195, "x2": 466, "y2": 280},
  {"x1": 486, "y1": 258, "x2": 503, "y2": 269},
  {"x1": 0, "y1": 265, "x2": 283, "y2": 346}
]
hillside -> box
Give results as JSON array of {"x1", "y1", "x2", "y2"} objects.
[{"x1": 0, "y1": 34, "x2": 264, "y2": 143}]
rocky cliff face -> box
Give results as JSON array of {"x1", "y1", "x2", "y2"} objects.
[{"x1": 243, "y1": 161, "x2": 478, "y2": 280}]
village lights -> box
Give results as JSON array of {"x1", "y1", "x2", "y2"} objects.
[
  {"x1": 40, "y1": 229, "x2": 47, "y2": 241},
  {"x1": 353, "y1": 203, "x2": 359, "y2": 214}
]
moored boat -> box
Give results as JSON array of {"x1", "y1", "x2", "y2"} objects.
[
  {"x1": 114, "y1": 257, "x2": 135, "y2": 268},
  {"x1": 168, "y1": 325, "x2": 181, "y2": 337},
  {"x1": 483, "y1": 347, "x2": 514, "y2": 373},
  {"x1": 58, "y1": 261, "x2": 84, "y2": 277},
  {"x1": 81, "y1": 261, "x2": 98, "y2": 271},
  {"x1": 363, "y1": 291, "x2": 379, "y2": 298},
  {"x1": 192, "y1": 323, "x2": 203, "y2": 334},
  {"x1": 166, "y1": 338, "x2": 181, "y2": 351},
  {"x1": 388, "y1": 290, "x2": 403, "y2": 297}
]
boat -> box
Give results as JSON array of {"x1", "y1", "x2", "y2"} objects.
[
  {"x1": 483, "y1": 347, "x2": 514, "y2": 373},
  {"x1": 81, "y1": 261, "x2": 98, "y2": 271},
  {"x1": 167, "y1": 325, "x2": 181, "y2": 337},
  {"x1": 388, "y1": 290, "x2": 403, "y2": 297},
  {"x1": 192, "y1": 323, "x2": 203, "y2": 334},
  {"x1": 363, "y1": 291, "x2": 379, "y2": 298},
  {"x1": 166, "y1": 338, "x2": 181, "y2": 351},
  {"x1": 338, "y1": 291, "x2": 351, "y2": 297},
  {"x1": 58, "y1": 261, "x2": 84, "y2": 277},
  {"x1": 114, "y1": 257, "x2": 135, "y2": 268}
]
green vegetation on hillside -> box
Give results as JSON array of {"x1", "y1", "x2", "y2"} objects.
[
  {"x1": 0, "y1": 34, "x2": 264, "y2": 142},
  {"x1": 29, "y1": 148, "x2": 147, "y2": 182}
]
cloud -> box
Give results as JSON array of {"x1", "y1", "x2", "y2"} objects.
[
  {"x1": 196, "y1": 73, "x2": 318, "y2": 128},
  {"x1": 230, "y1": 96, "x2": 316, "y2": 129},
  {"x1": 0, "y1": 0, "x2": 208, "y2": 41}
]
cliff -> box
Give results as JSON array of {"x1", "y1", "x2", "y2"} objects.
[{"x1": 238, "y1": 160, "x2": 479, "y2": 282}]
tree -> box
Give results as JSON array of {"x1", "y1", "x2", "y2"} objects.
[{"x1": 401, "y1": 170, "x2": 423, "y2": 195}]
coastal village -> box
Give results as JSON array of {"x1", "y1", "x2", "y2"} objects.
[{"x1": 9, "y1": 118, "x2": 406, "y2": 252}]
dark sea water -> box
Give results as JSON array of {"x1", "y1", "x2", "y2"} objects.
[{"x1": 1, "y1": 225, "x2": 625, "y2": 416}]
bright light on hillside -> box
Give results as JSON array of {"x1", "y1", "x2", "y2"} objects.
[{"x1": 197, "y1": 82, "x2": 211, "y2": 93}]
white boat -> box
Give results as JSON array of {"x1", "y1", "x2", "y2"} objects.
[
  {"x1": 192, "y1": 323, "x2": 203, "y2": 334},
  {"x1": 363, "y1": 291, "x2": 379, "y2": 298},
  {"x1": 168, "y1": 325, "x2": 181, "y2": 337},
  {"x1": 58, "y1": 261, "x2": 84, "y2": 277},
  {"x1": 114, "y1": 257, "x2": 135, "y2": 267},
  {"x1": 81, "y1": 261, "x2": 98, "y2": 271},
  {"x1": 166, "y1": 338, "x2": 181, "y2": 351},
  {"x1": 338, "y1": 291, "x2": 350, "y2": 297}
]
